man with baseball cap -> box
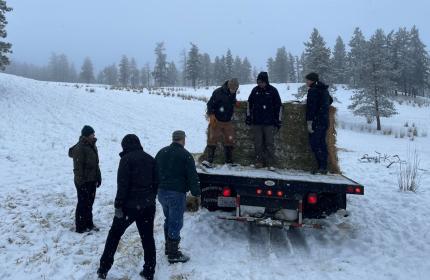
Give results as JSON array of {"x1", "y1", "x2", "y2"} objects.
[{"x1": 155, "y1": 130, "x2": 200, "y2": 263}]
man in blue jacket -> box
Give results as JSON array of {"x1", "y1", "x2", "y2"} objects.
[
  {"x1": 305, "y1": 72, "x2": 333, "y2": 174},
  {"x1": 246, "y1": 72, "x2": 282, "y2": 169},
  {"x1": 156, "y1": 130, "x2": 200, "y2": 264}
]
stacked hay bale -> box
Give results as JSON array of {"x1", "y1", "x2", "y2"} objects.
[{"x1": 199, "y1": 101, "x2": 340, "y2": 174}]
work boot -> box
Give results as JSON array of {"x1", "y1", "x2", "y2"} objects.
[
  {"x1": 139, "y1": 270, "x2": 154, "y2": 280},
  {"x1": 224, "y1": 146, "x2": 233, "y2": 164},
  {"x1": 167, "y1": 238, "x2": 190, "y2": 264},
  {"x1": 97, "y1": 269, "x2": 107, "y2": 279}
]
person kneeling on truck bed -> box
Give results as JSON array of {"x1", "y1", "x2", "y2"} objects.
[
  {"x1": 246, "y1": 72, "x2": 282, "y2": 170},
  {"x1": 204, "y1": 78, "x2": 240, "y2": 167},
  {"x1": 98, "y1": 134, "x2": 157, "y2": 280},
  {"x1": 156, "y1": 130, "x2": 201, "y2": 264},
  {"x1": 305, "y1": 72, "x2": 333, "y2": 175}
]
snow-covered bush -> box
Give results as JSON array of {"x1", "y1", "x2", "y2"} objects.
[{"x1": 398, "y1": 149, "x2": 421, "y2": 192}]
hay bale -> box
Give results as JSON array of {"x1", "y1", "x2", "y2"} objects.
[{"x1": 199, "y1": 101, "x2": 340, "y2": 174}]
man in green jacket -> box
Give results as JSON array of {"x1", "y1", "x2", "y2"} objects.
[
  {"x1": 69, "y1": 125, "x2": 102, "y2": 233},
  {"x1": 155, "y1": 130, "x2": 200, "y2": 264}
]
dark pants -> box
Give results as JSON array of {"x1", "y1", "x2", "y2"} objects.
[
  {"x1": 75, "y1": 182, "x2": 97, "y2": 232},
  {"x1": 252, "y1": 125, "x2": 276, "y2": 166},
  {"x1": 157, "y1": 189, "x2": 186, "y2": 241},
  {"x1": 99, "y1": 206, "x2": 156, "y2": 275},
  {"x1": 309, "y1": 127, "x2": 328, "y2": 170}
]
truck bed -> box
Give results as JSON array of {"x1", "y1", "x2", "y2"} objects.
[{"x1": 197, "y1": 165, "x2": 357, "y2": 186}]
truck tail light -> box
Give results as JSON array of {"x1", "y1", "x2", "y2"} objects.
[
  {"x1": 307, "y1": 193, "x2": 318, "y2": 204},
  {"x1": 267, "y1": 190, "x2": 273, "y2": 196},
  {"x1": 256, "y1": 188, "x2": 263, "y2": 195},
  {"x1": 276, "y1": 191, "x2": 284, "y2": 197},
  {"x1": 222, "y1": 187, "x2": 232, "y2": 197},
  {"x1": 355, "y1": 187, "x2": 362, "y2": 194}
]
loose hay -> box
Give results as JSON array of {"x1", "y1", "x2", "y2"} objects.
[{"x1": 199, "y1": 101, "x2": 340, "y2": 174}]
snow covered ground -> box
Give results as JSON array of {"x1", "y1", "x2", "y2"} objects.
[{"x1": 0, "y1": 73, "x2": 429, "y2": 280}]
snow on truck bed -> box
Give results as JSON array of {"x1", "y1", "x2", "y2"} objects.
[{"x1": 197, "y1": 165, "x2": 356, "y2": 185}]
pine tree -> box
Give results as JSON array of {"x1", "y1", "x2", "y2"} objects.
[
  {"x1": 141, "y1": 63, "x2": 152, "y2": 88},
  {"x1": 166, "y1": 61, "x2": 178, "y2": 86},
  {"x1": 153, "y1": 42, "x2": 168, "y2": 87},
  {"x1": 79, "y1": 57, "x2": 95, "y2": 84},
  {"x1": 287, "y1": 53, "x2": 297, "y2": 82},
  {"x1": 267, "y1": 57, "x2": 275, "y2": 78},
  {"x1": 101, "y1": 64, "x2": 118, "y2": 85},
  {"x1": 225, "y1": 49, "x2": 234, "y2": 78},
  {"x1": 180, "y1": 49, "x2": 188, "y2": 86},
  {"x1": 200, "y1": 53, "x2": 212, "y2": 87},
  {"x1": 389, "y1": 28, "x2": 410, "y2": 95},
  {"x1": 302, "y1": 28, "x2": 332, "y2": 82},
  {"x1": 348, "y1": 27, "x2": 368, "y2": 87},
  {"x1": 0, "y1": 0, "x2": 12, "y2": 70},
  {"x1": 186, "y1": 43, "x2": 201, "y2": 88},
  {"x1": 348, "y1": 29, "x2": 397, "y2": 130},
  {"x1": 331, "y1": 36, "x2": 347, "y2": 84},
  {"x1": 232, "y1": 56, "x2": 242, "y2": 81},
  {"x1": 118, "y1": 55, "x2": 130, "y2": 87},
  {"x1": 241, "y1": 57, "x2": 252, "y2": 84},
  {"x1": 408, "y1": 26, "x2": 430, "y2": 97},
  {"x1": 213, "y1": 56, "x2": 226, "y2": 85},
  {"x1": 129, "y1": 58, "x2": 140, "y2": 88},
  {"x1": 272, "y1": 47, "x2": 288, "y2": 83}
]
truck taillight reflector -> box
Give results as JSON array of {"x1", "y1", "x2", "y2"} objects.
[
  {"x1": 307, "y1": 193, "x2": 318, "y2": 204},
  {"x1": 222, "y1": 187, "x2": 231, "y2": 197},
  {"x1": 267, "y1": 190, "x2": 273, "y2": 196},
  {"x1": 355, "y1": 187, "x2": 362, "y2": 194},
  {"x1": 276, "y1": 191, "x2": 284, "y2": 197},
  {"x1": 256, "y1": 188, "x2": 263, "y2": 195}
]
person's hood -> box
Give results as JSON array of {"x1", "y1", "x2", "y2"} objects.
[
  {"x1": 257, "y1": 72, "x2": 269, "y2": 84},
  {"x1": 120, "y1": 134, "x2": 143, "y2": 157}
]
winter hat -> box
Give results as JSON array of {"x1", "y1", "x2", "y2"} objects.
[
  {"x1": 81, "y1": 125, "x2": 95, "y2": 137},
  {"x1": 172, "y1": 130, "x2": 186, "y2": 141},
  {"x1": 257, "y1": 72, "x2": 269, "y2": 84},
  {"x1": 227, "y1": 78, "x2": 239, "y2": 90},
  {"x1": 121, "y1": 134, "x2": 143, "y2": 152},
  {"x1": 305, "y1": 72, "x2": 319, "y2": 82}
]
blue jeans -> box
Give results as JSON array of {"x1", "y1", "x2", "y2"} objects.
[{"x1": 157, "y1": 189, "x2": 186, "y2": 241}]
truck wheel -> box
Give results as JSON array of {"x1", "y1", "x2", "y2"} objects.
[{"x1": 201, "y1": 186, "x2": 221, "y2": 212}]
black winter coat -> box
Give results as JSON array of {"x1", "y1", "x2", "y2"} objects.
[
  {"x1": 247, "y1": 84, "x2": 282, "y2": 126},
  {"x1": 155, "y1": 143, "x2": 200, "y2": 196},
  {"x1": 306, "y1": 81, "x2": 333, "y2": 129},
  {"x1": 207, "y1": 81, "x2": 237, "y2": 122},
  {"x1": 114, "y1": 139, "x2": 158, "y2": 210}
]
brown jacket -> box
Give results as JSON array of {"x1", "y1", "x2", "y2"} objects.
[{"x1": 69, "y1": 137, "x2": 102, "y2": 187}]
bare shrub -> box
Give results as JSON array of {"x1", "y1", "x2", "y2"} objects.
[{"x1": 398, "y1": 149, "x2": 421, "y2": 192}]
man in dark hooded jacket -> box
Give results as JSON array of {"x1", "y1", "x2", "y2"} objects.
[
  {"x1": 97, "y1": 134, "x2": 157, "y2": 280},
  {"x1": 246, "y1": 72, "x2": 282, "y2": 169},
  {"x1": 305, "y1": 72, "x2": 333, "y2": 174},
  {"x1": 69, "y1": 125, "x2": 102, "y2": 233},
  {"x1": 204, "y1": 78, "x2": 239, "y2": 166}
]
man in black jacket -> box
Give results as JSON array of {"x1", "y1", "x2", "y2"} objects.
[
  {"x1": 305, "y1": 72, "x2": 333, "y2": 174},
  {"x1": 204, "y1": 78, "x2": 239, "y2": 166},
  {"x1": 246, "y1": 72, "x2": 282, "y2": 169},
  {"x1": 156, "y1": 130, "x2": 200, "y2": 264},
  {"x1": 97, "y1": 134, "x2": 157, "y2": 280}
]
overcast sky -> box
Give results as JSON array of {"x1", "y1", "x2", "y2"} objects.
[{"x1": 5, "y1": 0, "x2": 430, "y2": 70}]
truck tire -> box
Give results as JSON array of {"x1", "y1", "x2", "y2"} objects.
[{"x1": 201, "y1": 186, "x2": 221, "y2": 212}]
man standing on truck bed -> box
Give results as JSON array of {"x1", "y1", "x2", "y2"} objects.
[
  {"x1": 246, "y1": 72, "x2": 282, "y2": 170},
  {"x1": 156, "y1": 130, "x2": 200, "y2": 264},
  {"x1": 68, "y1": 125, "x2": 102, "y2": 233},
  {"x1": 305, "y1": 72, "x2": 333, "y2": 175},
  {"x1": 204, "y1": 78, "x2": 240, "y2": 167}
]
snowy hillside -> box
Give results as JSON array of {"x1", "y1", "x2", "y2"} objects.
[{"x1": 0, "y1": 73, "x2": 429, "y2": 280}]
